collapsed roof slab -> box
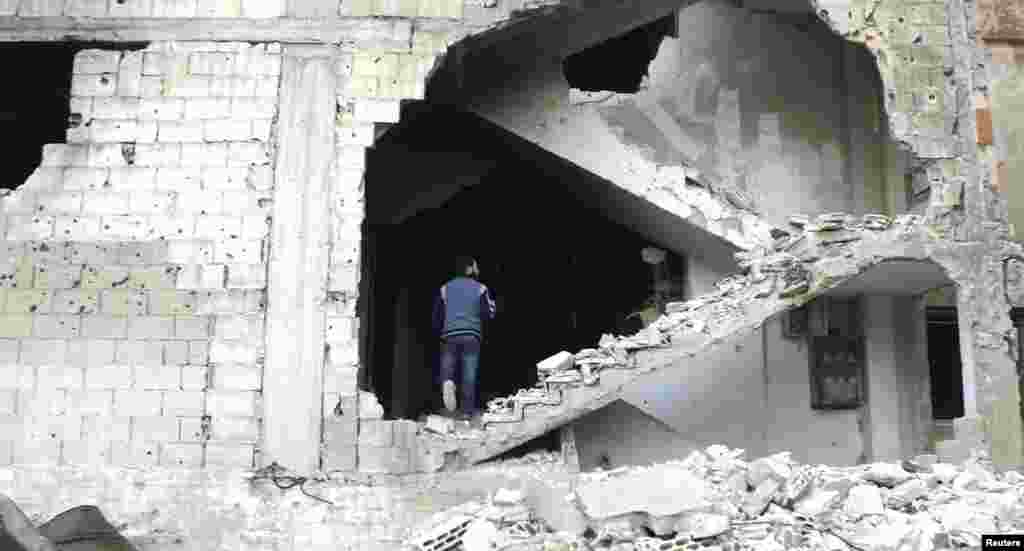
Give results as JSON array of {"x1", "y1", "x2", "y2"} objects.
[{"x1": 416, "y1": 214, "x2": 952, "y2": 466}]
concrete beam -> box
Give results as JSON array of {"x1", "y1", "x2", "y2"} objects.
[
  {"x1": 262, "y1": 44, "x2": 338, "y2": 474},
  {"x1": 0, "y1": 16, "x2": 430, "y2": 48}
]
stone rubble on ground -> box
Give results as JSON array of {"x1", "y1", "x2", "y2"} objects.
[
  {"x1": 403, "y1": 444, "x2": 1024, "y2": 551},
  {"x1": 479, "y1": 213, "x2": 916, "y2": 430}
]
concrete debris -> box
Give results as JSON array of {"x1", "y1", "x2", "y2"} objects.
[
  {"x1": 406, "y1": 445, "x2": 1024, "y2": 551},
  {"x1": 538, "y1": 351, "x2": 574, "y2": 373},
  {"x1": 471, "y1": 214, "x2": 928, "y2": 443},
  {"x1": 424, "y1": 414, "x2": 455, "y2": 435}
]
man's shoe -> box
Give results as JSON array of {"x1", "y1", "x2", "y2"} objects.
[{"x1": 442, "y1": 380, "x2": 457, "y2": 413}]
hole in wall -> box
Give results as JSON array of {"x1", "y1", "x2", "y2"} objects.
[
  {"x1": 0, "y1": 41, "x2": 146, "y2": 191},
  {"x1": 562, "y1": 15, "x2": 676, "y2": 93}
]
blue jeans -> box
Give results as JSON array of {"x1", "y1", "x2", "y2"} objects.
[{"x1": 440, "y1": 335, "x2": 481, "y2": 416}]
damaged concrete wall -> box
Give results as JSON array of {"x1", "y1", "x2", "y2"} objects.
[
  {"x1": 652, "y1": 0, "x2": 910, "y2": 225},
  {"x1": 0, "y1": 43, "x2": 280, "y2": 468}
]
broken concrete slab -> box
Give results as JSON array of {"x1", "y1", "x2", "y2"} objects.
[
  {"x1": 537, "y1": 351, "x2": 574, "y2": 373},
  {"x1": 575, "y1": 463, "x2": 711, "y2": 519}
]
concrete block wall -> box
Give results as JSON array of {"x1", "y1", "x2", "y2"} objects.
[
  {"x1": 0, "y1": 43, "x2": 279, "y2": 469},
  {"x1": 4, "y1": 0, "x2": 463, "y2": 18},
  {"x1": 320, "y1": 43, "x2": 445, "y2": 475}
]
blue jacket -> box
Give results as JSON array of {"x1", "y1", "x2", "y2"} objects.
[{"x1": 432, "y1": 277, "x2": 497, "y2": 341}]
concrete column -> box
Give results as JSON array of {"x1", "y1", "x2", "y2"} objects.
[
  {"x1": 862, "y1": 295, "x2": 903, "y2": 462},
  {"x1": 955, "y1": 260, "x2": 1024, "y2": 471},
  {"x1": 262, "y1": 45, "x2": 338, "y2": 474}
]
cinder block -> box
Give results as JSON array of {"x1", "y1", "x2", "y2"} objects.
[
  {"x1": 99, "y1": 215, "x2": 152, "y2": 241},
  {"x1": 177, "y1": 191, "x2": 224, "y2": 214},
  {"x1": 210, "y1": 77, "x2": 252, "y2": 98},
  {"x1": 115, "y1": 390, "x2": 162, "y2": 416},
  {"x1": 82, "y1": 192, "x2": 131, "y2": 216},
  {"x1": 54, "y1": 217, "x2": 102, "y2": 242},
  {"x1": 203, "y1": 120, "x2": 253, "y2": 142},
  {"x1": 164, "y1": 340, "x2": 189, "y2": 366},
  {"x1": 188, "y1": 341, "x2": 209, "y2": 366},
  {"x1": 93, "y1": 97, "x2": 140, "y2": 120},
  {"x1": 34, "y1": 265, "x2": 82, "y2": 290},
  {"x1": 358, "y1": 420, "x2": 393, "y2": 447},
  {"x1": 116, "y1": 341, "x2": 164, "y2": 366},
  {"x1": 68, "y1": 243, "x2": 118, "y2": 265},
  {"x1": 129, "y1": 191, "x2": 177, "y2": 215},
  {"x1": 227, "y1": 142, "x2": 271, "y2": 166},
  {"x1": 100, "y1": 289, "x2": 148, "y2": 316},
  {"x1": 177, "y1": 264, "x2": 225, "y2": 290},
  {"x1": 127, "y1": 267, "x2": 177, "y2": 290},
  {"x1": 206, "y1": 390, "x2": 256, "y2": 418},
  {"x1": 180, "y1": 364, "x2": 209, "y2": 390},
  {"x1": 26, "y1": 414, "x2": 82, "y2": 441},
  {"x1": 37, "y1": 365, "x2": 84, "y2": 390},
  {"x1": 194, "y1": 216, "x2": 242, "y2": 240},
  {"x1": 138, "y1": 76, "x2": 163, "y2": 97},
  {"x1": 66, "y1": 339, "x2": 116, "y2": 368},
  {"x1": 213, "y1": 314, "x2": 262, "y2": 341},
  {"x1": 178, "y1": 417, "x2": 204, "y2": 441},
  {"x1": 161, "y1": 442, "x2": 203, "y2": 467},
  {"x1": 20, "y1": 338, "x2": 67, "y2": 365},
  {"x1": 135, "y1": 365, "x2": 180, "y2": 390},
  {"x1": 0, "y1": 389, "x2": 16, "y2": 416},
  {"x1": 166, "y1": 241, "x2": 214, "y2": 264},
  {"x1": 33, "y1": 314, "x2": 81, "y2": 339},
  {"x1": 12, "y1": 438, "x2": 61, "y2": 465},
  {"x1": 240, "y1": 0, "x2": 282, "y2": 18},
  {"x1": 61, "y1": 439, "x2": 111, "y2": 466},
  {"x1": 358, "y1": 445, "x2": 411, "y2": 474},
  {"x1": 125, "y1": 316, "x2": 174, "y2": 339},
  {"x1": 353, "y1": 99, "x2": 401, "y2": 124},
  {"x1": 87, "y1": 144, "x2": 129, "y2": 169},
  {"x1": 138, "y1": 98, "x2": 184, "y2": 121},
  {"x1": 85, "y1": 365, "x2": 133, "y2": 390},
  {"x1": 193, "y1": 289, "x2": 262, "y2": 315},
  {"x1": 118, "y1": 241, "x2": 169, "y2": 265},
  {"x1": 155, "y1": 169, "x2": 202, "y2": 193},
  {"x1": 42, "y1": 145, "x2": 90, "y2": 168},
  {"x1": 152, "y1": 0, "x2": 197, "y2": 17},
  {"x1": 209, "y1": 416, "x2": 258, "y2": 442},
  {"x1": 231, "y1": 98, "x2": 276, "y2": 119},
  {"x1": 254, "y1": 77, "x2": 278, "y2": 98},
  {"x1": 81, "y1": 265, "x2": 130, "y2": 289},
  {"x1": 322, "y1": 443, "x2": 356, "y2": 472},
  {"x1": 163, "y1": 390, "x2": 202, "y2": 416},
  {"x1": 150, "y1": 216, "x2": 195, "y2": 240},
  {"x1": 200, "y1": 167, "x2": 247, "y2": 190},
  {"x1": 184, "y1": 98, "x2": 233, "y2": 121},
  {"x1": 74, "y1": 50, "x2": 122, "y2": 75},
  {"x1": 23, "y1": 387, "x2": 67, "y2": 417},
  {"x1": 5, "y1": 290, "x2": 51, "y2": 314},
  {"x1": 133, "y1": 143, "x2": 183, "y2": 168},
  {"x1": 323, "y1": 417, "x2": 357, "y2": 446},
  {"x1": 81, "y1": 415, "x2": 131, "y2": 441},
  {"x1": 24, "y1": 167, "x2": 66, "y2": 192},
  {"x1": 0, "y1": 316, "x2": 36, "y2": 338},
  {"x1": 209, "y1": 340, "x2": 260, "y2": 365},
  {"x1": 52, "y1": 290, "x2": 100, "y2": 315},
  {"x1": 6, "y1": 215, "x2": 55, "y2": 241},
  {"x1": 164, "y1": 76, "x2": 212, "y2": 98},
  {"x1": 205, "y1": 443, "x2": 254, "y2": 468},
  {"x1": 0, "y1": 363, "x2": 34, "y2": 389},
  {"x1": 180, "y1": 143, "x2": 229, "y2": 167},
  {"x1": 72, "y1": 74, "x2": 118, "y2": 97},
  {"x1": 336, "y1": 147, "x2": 366, "y2": 172},
  {"x1": 157, "y1": 121, "x2": 205, "y2": 143},
  {"x1": 325, "y1": 316, "x2": 355, "y2": 346},
  {"x1": 117, "y1": 51, "x2": 144, "y2": 96},
  {"x1": 212, "y1": 365, "x2": 260, "y2": 390},
  {"x1": 189, "y1": 53, "x2": 237, "y2": 76},
  {"x1": 150, "y1": 291, "x2": 197, "y2": 316},
  {"x1": 0, "y1": 338, "x2": 18, "y2": 363},
  {"x1": 214, "y1": 240, "x2": 261, "y2": 264},
  {"x1": 110, "y1": 440, "x2": 160, "y2": 467},
  {"x1": 66, "y1": 390, "x2": 113, "y2": 415},
  {"x1": 240, "y1": 214, "x2": 270, "y2": 240},
  {"x1": 80, "y1": 315, "x2": 129, "y2": 338},
  {"x1": 132, "y1": 416, "x2": 179, "y2": 442},
  {"x1": 220, "y1": 190, "x2": 265, "y2": 215}
]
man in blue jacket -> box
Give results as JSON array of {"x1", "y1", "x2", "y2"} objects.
[{"x1": 432, "y1": 256, "x2": 497, "y2": 422}]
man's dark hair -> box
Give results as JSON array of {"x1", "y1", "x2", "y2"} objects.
[{"x1": 455, "y1": 255, "x2": 476, "y2": 276}]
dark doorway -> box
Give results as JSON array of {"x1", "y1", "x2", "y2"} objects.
[
  {"x1": 363, "y1": 104, "x2": 682, "y2": 420},
  {"x1": 926, "y1": 307, "x2": 964, "y2": 420}
]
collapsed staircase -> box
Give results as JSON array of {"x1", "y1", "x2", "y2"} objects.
[{"x1": 416, "y1": 212, "x2": 942, "y2": 466}]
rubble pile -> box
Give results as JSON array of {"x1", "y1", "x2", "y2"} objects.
[
  {"x1": 404, "y1": 445, "x2": 1024, "y2": 551},
  {"x1": 480, "y1": 213, "x2": 917, "y2": 428}
]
